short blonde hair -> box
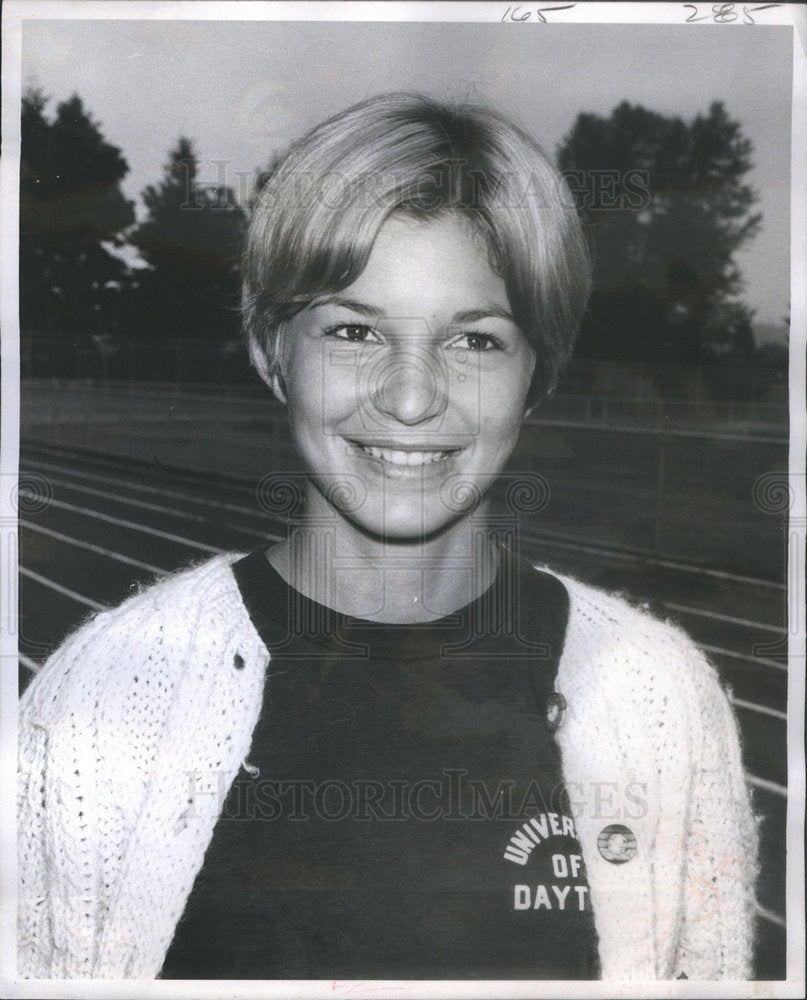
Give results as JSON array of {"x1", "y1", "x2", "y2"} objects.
[{"x1": 243, "y1": 92, "x2": 590, "y2": 405}]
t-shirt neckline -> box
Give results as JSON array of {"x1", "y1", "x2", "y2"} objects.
[{"x1": 231, "y1": 547, "x2": 566, "y2": 663}]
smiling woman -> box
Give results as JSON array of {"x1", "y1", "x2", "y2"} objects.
[
  {"x1": 272, "y1": 213, "x2": 537, "y2": 589},
  {"x1": 18, "y1": 93, "x2": 758, "y2": 982},
  {"x1": 243, "y1": 93, "x2": 589, "y2": 408}
]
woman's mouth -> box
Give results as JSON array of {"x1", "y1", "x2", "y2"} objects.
[{"x1": 352, "y1": 443, "x2": 458, "y2": 466}]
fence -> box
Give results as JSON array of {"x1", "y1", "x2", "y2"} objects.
[
  {"x1": 20, "y1": 377, "x2": 789, "y2": 581},
  {"x1": 19, "y1": 333, "x2": 789, "y2": 430}
]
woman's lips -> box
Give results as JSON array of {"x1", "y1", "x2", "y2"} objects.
[
  {"x1": 346, "y1": 439, "x2": 463, "y2": 469},
  {"x1": 357, "y1": 443, "x2": 455, "y2": 466}
]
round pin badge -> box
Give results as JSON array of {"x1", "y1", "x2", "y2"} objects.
[
  {"x1": 597, "y1": 824, "x2": 637, "y2": 863},
  {"x1": 545, "y1": 692, "x2": 566, "y2": 730}
]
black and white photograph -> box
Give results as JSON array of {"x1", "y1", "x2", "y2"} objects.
[{"x1": 1, "y1": 1, "x2": 804, "y2": 996}]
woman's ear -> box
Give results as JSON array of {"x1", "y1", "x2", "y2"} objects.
[
  {"x1": 248, "y1": 333, "x2": 287, "y2": 404},
  {"x1": 268, "y1": 371, "x2": 287, "y2": 404},
  {"x1": 522, "y1": 353, "x2": 538, "y2": 420}
]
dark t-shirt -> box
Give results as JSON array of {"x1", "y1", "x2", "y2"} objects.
[{"x1": 160, "y1": 548, "x2": 599, "y2": 980}]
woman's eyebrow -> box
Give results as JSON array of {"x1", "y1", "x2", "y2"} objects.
[
  {"x1": 452, "y1": 307, "x2": 515, "y2": 324},
  {"x1": 311, "y1": 296, "x2": 386, "y2": 319},
  {"x1": 312, "y1": 299, "x2": 515, "y2": 325}
]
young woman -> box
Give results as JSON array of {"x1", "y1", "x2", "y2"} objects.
[{"x1": 18, "y1": 93, "x2": 758, "y2": 981}]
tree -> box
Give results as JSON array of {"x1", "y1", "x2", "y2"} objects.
[
  {"x1": 127, "y1": 138, "x2": 246, "y2": 371},
  {"x1": 557, "y1": 101, "x2": 761, "y2": 369},
  {"x1": 20, "y1": 89, "x2": 134, "y2": 352}
]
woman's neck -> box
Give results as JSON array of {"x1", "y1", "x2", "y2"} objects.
[{"x1": 265, "y1": 508, "x2": 500, "y2": 624}]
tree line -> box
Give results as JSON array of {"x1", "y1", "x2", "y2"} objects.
[{"x1": 19, "y1": 88, "x2": 784, "y2": 394}]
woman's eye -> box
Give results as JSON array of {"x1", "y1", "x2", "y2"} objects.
[
  {"x1": 448, "y1": 332, "x2": 501, "y2": 352},
  {"x1": 325, "y1": 324, "x2": 381, "y2": 343}
]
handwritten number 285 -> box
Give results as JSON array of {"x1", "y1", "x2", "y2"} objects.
[{"x1": 683, "y1": 3, "x2": 780, "y2": 22}]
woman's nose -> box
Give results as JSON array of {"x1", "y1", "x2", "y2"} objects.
[{"x1": 368, "y1": 347, "x2": 449, "y2": 426}]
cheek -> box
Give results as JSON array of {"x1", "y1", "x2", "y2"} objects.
[
  {"x1": 487, "y1": 410, "x2": 527, "y2": 460},
  {"x1": 284, "y1": 340, "x2": 327, "y2": 412},
  {"x1": 286, "y1": 365, "x2": 356, "y2": 451},
  {"x1": 478, "y1": 367, "x2": 532, "y2": 429}
]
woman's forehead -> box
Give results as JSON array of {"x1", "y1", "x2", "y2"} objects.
[
  {"x1": 340, "y1": 212, "x2": 508, "y2": 309},
  {"x1": 310, "y1": 209, "x2": 504, "y2": 315}
]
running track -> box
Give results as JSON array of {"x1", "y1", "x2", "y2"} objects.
[{"x1": 15, "y1": 441, "x2": 788, "y2": 978}]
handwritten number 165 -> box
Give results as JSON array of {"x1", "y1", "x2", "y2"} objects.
[{"x1": 501, "y1": 5, "x2": 576, "y2": 23}]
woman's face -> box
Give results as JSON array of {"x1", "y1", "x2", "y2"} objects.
[{"x1": 277, "y1": 211, "x2": 536, "y2": 540}]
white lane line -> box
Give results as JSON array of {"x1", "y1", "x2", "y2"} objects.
[
  {"x1": 20, "y1": 520, "x2": 166, "y2": 574},
  {"x1": 729, "y1": 695, "x2": 788, "y2": 722},
  {"x1": 701, "y1": 643, "x2": 787, "y2": 671},
  {"x1": 38, "y1": 474, "x2": 278, "y2": 540},
  {"x1": 24, "y1": 453, "x2": 786, "y2": 591},
  {"x1": 44, "y1": 497, "x2": 224, "y2": 554},
  {"x1": 755, "y1": 904, "x2": 786, "y2": 929},
  {"x1": 29, "y1": 384, "x2": 273, "y2": 409},
  {"x1": 521, "y1": 531, "x2": 785, "y2": 590},
  {"x1": 22, "y1": 455, "x2": 286, "y2": 523},
  {"x1": 29, "y1": 390, "x2": 786, "y2": 443},
  {"x1": 19, "y1": 651, "x2": 42, "y2": 674},
  {"x1": 20, "y1": 453, "x2": 786, "y2": 594},
  {"x1": 20, "y1": 566, "x2": 105, "y2": 610},
  {"x1": 747, "y1": 774, "x2": 787, "y2": 797},
  {"x1": 534, "y1": 418, "x2": 787, "y2": 445},
  {"x1": 662, "y1": 601, "x2": 782, "y2": 634}
]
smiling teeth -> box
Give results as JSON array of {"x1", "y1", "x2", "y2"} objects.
[{"x1": 360, "y1": 445, "x2": 452, "y2": 466}]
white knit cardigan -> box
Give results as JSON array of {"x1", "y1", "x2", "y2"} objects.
[{"x1": 17, "y1": 554, "x2": 758, "y2": 980}]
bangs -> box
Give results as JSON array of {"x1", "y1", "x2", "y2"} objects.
[{"x1": 243, "y1": 93, "x2": 590, "y2": 402}]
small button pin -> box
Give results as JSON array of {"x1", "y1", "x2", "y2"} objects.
[
  {"x1": 597, "y1": 824, "x2": 637, "y2": 863},
  {"x1": 545, "y1": 692, "x2": 566, "y2": 730}
]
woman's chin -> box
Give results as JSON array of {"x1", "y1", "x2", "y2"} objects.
[{"x1": 338, "y1": 503, "x2": 477, "y2": 544}]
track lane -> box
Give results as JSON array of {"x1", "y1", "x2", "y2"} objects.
[{"x1": 14, "y1": 444, "x2": 790, "y2": 966}]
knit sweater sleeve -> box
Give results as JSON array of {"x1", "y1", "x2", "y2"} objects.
[
  {"x1": 672, "y1": 634, "x2": 759, "y2": 979},
  {"x1": 554, "y1": 578, "x2": 758, "y2": 980},
  {"x1": 17, "y1": 554, "x2": 267, "y2": 979},
  {"x1": 17, "y1": 605, "x2": 154, "y2": 978}
]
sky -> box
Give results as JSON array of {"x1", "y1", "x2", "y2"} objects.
[{"x1": 17, "y1": 11, "x2": 795, "y2": 327}]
